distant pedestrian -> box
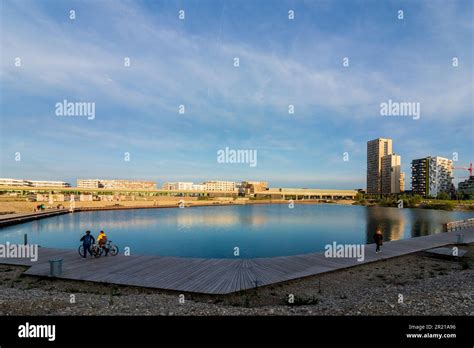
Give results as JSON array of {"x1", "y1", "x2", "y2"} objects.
[
  {"x1": 80, "y1": 230, "x2": 95, "y2": 258},
  {"x1": 374, "y1": 229, "x2": 384, "y2": 253}
]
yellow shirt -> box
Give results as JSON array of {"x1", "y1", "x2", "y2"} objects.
[{"x1": 97, "y1": 233, "x2": 107, "y2": 243}]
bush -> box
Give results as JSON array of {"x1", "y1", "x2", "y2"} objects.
[
  {"x1": 436, "y1": 192, "x2": 450, "y2": 200},
  {"x1": 421, "y1": 201, "x2": 454, "y2": 211}
]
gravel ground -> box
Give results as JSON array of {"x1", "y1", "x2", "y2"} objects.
[{"x1": 0, "y1": 243, "x2": 472, "y2": 316}]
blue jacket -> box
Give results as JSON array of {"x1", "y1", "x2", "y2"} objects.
[{"x1": 80, "y1": 234, "x2": 95, "y2": 245}]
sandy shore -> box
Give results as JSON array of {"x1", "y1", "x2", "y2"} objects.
[
  {"x1": 0, "y1": 198, "x2": 353, "y2": 215},
  {"x1": 0, "y1": 243, "x2": 472, "y2": 316}
]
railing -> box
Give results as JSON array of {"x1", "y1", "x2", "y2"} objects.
[{"x1": 444, "y1": 218, "x2": 474, "y2": 232}]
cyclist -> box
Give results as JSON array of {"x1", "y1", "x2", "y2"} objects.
[
  {"x1": 80, "y1": 230, "x2": 95, "y2": 258},
  {"x1": 97, "y1": 230, "x2": 109, "y2": 256}
]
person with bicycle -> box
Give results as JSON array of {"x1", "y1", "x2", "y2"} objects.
[
  {"x1": 80, "y1": 230, "x2": 95, "y2": 258},
  {"x1": 97, "y1": 230, "x2": 109, "y2": 256}
]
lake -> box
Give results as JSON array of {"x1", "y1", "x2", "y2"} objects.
[{"x1": 0, "y1": 204, "x2": 472, "y2": 258}]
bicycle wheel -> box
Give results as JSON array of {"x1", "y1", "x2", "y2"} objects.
[
  {"x1": 78, "y1": 245, "x2": 85, "y2": 257},
  {"x1": 110, "y1": 245, "x2": 119, "y2": 256},
  {"x1": 92, "y1": 245, "x2": 102, "y2": 258}
]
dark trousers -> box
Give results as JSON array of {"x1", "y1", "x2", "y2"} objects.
[
  {"x1": 83, "y1": 244, "x2": 92, "y2": 258},
  {"x1": 376, "y1": 243, "x2": 381, "y2": 252}
]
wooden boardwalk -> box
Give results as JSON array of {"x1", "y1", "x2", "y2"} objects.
[
  {"x1": 1, "y1": 228, "x2": 473, "y2": 294},
  {"x1": 0, "y1": 209, "x2": 69, "y2": 227}
]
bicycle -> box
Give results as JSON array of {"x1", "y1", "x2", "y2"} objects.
[
  {"x1": 97, "y1": 240, "x2": 119, "y2": 257},
  {"x1": 78, "y1": 243, "x2": 102, "y2": 258}
]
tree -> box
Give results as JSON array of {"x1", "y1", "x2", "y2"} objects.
[{"x1": 436, "y1": 192, "x2": 450, "y2": 200}]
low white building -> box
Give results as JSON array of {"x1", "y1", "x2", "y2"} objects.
[
  {"x1": 203, "y1": 181, "x2": 237, "y2": 192},
  {"x1": 77, "y1": 179, "x2": 101, "y2": 188},
  {"x1": 0, "y1": 178, "x2": 71, "y2": 188},
  {"x1": 191, "y1": 184, "x2": 206, "y2": 191},
  {"x1": 0, "y1": 178, "x2": 28, "y2": 186},
  {"x1": 28, "y1": 180, "x2": 71, "y2": 188},
  {"x1": 162, "y1": 182, "x2": 197, "y2": 190}
]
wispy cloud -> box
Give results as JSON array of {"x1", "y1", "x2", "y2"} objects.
[{"x1": 0, "y1": 0, "x2": 472, "y2": 188}]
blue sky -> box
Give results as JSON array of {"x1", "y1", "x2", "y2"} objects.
[{"x1": 0, "y1": 0, "x2": 472, "y2": 189}]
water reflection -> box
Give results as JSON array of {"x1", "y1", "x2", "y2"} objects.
[
  {"x1": 0, "y1": 205, "x2": 472, "y2": 258},
  {"x1": 365, "y1": 207, "x2": 406, "y2": 243},
  {"x1": 176, "y1": 213, "x2": 240, "y2": 228},
  {"x1": 407, "y1": 209, "x2": 450, "y2": 237}
]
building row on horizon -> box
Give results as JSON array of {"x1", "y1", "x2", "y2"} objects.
[
  {"x1": 0, "y1": 178, "x2": 71, "y2": 188},
  {"x1": 367, "y1": 137, "x2": 473, "y2": 197},
  {"x1": 162, "y1": 181, "x2": 268, "y2": 194},
  {"x1": 0, "y1": 177, "x2": 269, "y2": 194},
  {"x1": 77, "y1": 179, "x2": 157, "y2": 190}
]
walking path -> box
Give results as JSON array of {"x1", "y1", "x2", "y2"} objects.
[
  {"x1": 0, "y1": 209, "x2": 69, "y2": 227},
  {"x1": 1, "y1": 228, "x2": 472, "y2": 294}
]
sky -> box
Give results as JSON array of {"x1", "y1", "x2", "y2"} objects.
[{"x1": 0, "y1": 0, "x2": 473, "y2": 189}]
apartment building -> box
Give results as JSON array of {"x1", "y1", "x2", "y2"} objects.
[
  {"x1": 162, "y1": 182, "x2": 194, "y2": 190},
  {"x1": 78, "y1": 179, "x2": 156, "y2": 190},
  {"x1": 240, "y1": 181, "x2": 269, "y2": 194},
  {"x1": 411, "y1": 156, "x2": 453, "y2": 197},
  {"x1": 0, "y1": 178, "x2": 28, "y2": 186},
  {"x1": 366, "y1": 138, "x2": 393, "y2": 195},
  {"x1": 381, "y1": 154, "x2": 402, "y2": 194},
  {"x1": 77, "y1": 179, "x2": 101, "y2": 189},
  {"x1": 203, "y1": 181, "x2": 237, "y2": 191},
  {"x1": 29, "y1": 181, "x2": 71, "y2": 188},
  {"x1": 191, "y1": 184, "x2": 206, "y2": 191},
  {"x1": 0, "y1": 178, "x2": 71, "y2": 188},
  {"x1": 458, "y1": 176, "x2": 474, "y2": 196},
  {"x1": 101, "y1": 180, "x2": 156, "y2": 190}
]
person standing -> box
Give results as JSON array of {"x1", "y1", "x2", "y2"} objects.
[
  {"x1": 80, "y1": 230, "x2": 95, "y2": 258},
  {"x1": 97, "y1": 230, "x2": 109, "y2": 256},
  {"x1": 373, "y1": 229, "x2": 384, "y2": 253}
]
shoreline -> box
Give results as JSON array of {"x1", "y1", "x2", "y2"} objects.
[
  {"x1": 0, "y1": 198, "x2": 354, "y2": 216},
  {"x1": 2, "y1": 197, "x2": 471, "y2": 219},
  {"x1": 353, "y1": 200, "x2": 474, "y2": 212}
]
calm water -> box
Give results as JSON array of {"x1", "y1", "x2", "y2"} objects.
[{"x1": 0, "y1": 204, "x2": 472, "y2": 258}]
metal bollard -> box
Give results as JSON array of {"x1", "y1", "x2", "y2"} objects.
[
  {"x1": 456, "y1": 234, "x2": 464, "y2": 244},
  {"x1": 49, "y1": 259, "x2": 63, "y2": 277}
]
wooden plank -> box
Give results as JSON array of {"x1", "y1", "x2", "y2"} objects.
[{"x1": 1, "y1": 227, "x2": 472, "y2": 294}]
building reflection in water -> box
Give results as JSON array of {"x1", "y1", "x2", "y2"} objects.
[
  {"x1": 407, "y1": 209, "x2": 445, "y2": 237},
  {"x1": 176, "y1": 206, "x2": 268, "y2": 228},
  {"x1": 176, "y1": 213, "x2": 239, "y2": 228},
  {"x1": 365, "y1": 207, "x2": 406, "y2": 243}
]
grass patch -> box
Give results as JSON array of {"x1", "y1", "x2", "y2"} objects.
[{"x1": 111, "y1": 287, "x2": 121, "y2": 296}]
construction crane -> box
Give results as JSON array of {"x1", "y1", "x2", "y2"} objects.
[{"x1": 452, "y1": 162, "x2": 473, "y2": 178}]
